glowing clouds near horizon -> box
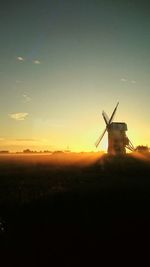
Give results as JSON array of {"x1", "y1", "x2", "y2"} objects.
[{"x1": 9, "y1": 113, "x2": 29, "y2": 121}]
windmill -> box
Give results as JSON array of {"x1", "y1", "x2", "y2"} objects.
[{"x1": 95, "y1": 102, "x2": 135, "y2": 155}]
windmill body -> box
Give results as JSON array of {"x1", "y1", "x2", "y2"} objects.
[
  {"x1": 95, "y1": 103, "x2": 134, "y2": 155},
  {"x1": 107, "y1": 122, "x2": 129, "y2": 155}
]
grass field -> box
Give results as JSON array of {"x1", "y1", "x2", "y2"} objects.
[{"x1": 0, "y1": 152, "x2": 150, "y2": 265}]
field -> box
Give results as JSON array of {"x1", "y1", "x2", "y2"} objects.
[{"x1": 0, "y1": 152, "x2": 150, "y2": 265}]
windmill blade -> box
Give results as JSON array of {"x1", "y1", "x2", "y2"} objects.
[
  {"x1": 129, "y1": 139, "x2": 135, "y2": 150},
  {"x1": 126, "y1": 138, "x2": 135, "y2": 152},
  {"x1": 126, "y1": 144, "x2": 135, "y2": 152},
  {"x1": 108, "y1": 102, "x2": 119, "y2": 125},
  {"x1": 102, "y1": 111, "x2": 109, "y2": 126},
  {"x1": 95, "y1": 128, "x2": 107, "y2": 148}
]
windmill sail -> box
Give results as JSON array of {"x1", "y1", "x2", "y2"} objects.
[
  {"x1": 95, "y1": 128, "x2": 107, "y2": 148},
  {"x1": 102, "y1": 111, "x2": 109, "y2": 125},
  {"x1": 95, "y1": 102, "x2": 119, "y2": 148},
  {"x1": 108, "y1": 102, "x2": 119, "y2": 124}
]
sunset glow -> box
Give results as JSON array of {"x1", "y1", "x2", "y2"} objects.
[{"x1": 0, "y1": 1, "x2": 149, "y2": 153}]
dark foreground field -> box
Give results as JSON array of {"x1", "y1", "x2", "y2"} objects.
[{"x1": 0, "y1": 152, "x2": 150, "y2": 265}]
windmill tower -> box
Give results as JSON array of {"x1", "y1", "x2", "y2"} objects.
[{"x1": 95, "y1": 102, "x2": 134, "y2": 155}]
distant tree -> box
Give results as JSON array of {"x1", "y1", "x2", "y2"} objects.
[
  {"x1": 52, "y1": 150, "x2": 64, "y2": 155},
  {"x1": 135, "y1": 146, "x2": 149, "y2": 153},
  {"x1": 23, "y1": 149, "x2": 32, "y2": 153}
]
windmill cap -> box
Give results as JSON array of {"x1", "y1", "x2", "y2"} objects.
[{"x1": 109, "y1": 122, "x2": 128, "y2": 131}]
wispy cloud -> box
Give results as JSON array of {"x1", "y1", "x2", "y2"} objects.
[
  {"x1": 34, "y1": 118, "x2": 65, "y2": 130},
  {"x1": 33, "y1": 60, "x2": 41, "y2": 64},
  {"x1": 120, "y1": 78, "x2": 137, "y2": 84},
  {"x1": 120, "y1": 78, "x2": 127, "y2": 82},
  {"x1": 16, "y1": 57, "x2": 42, "y2": 64},
  {"x1": 16, "y1": 80, "x2": 23, "y2": 84},
  {"x1": 23, "y1": 94, "x2": 31, "y2": 103},
  {"x1": 17, "y1": 56, "x2": 25, "y2": 62},
  {"x1": 9, "y1": 113, "x2": 28, "y2": 121},
  {"x1": 15, "y1": 138, "x2": 38, "y2": 142},
  {"x1": 131, "y1": 80, "x2": 136, "y2": 84}
]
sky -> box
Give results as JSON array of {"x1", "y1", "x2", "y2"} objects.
[{"x1": 0, "y1": 0, "x2": 150, "y2": 152}]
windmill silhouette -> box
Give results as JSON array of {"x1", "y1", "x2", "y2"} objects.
[{"x1": 95, "y1": 102, "x2": 134, "y2": 155}]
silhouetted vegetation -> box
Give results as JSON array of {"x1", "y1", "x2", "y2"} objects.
[
  {"x1": 0, "y1": 152, "x2": 150, "y2": 264},
  {"x1": 0, "y1": 150, "x2": 9, "y2": 154},
  {"x1": 135, "y1": 145, "x2": 149, "y2": 153}
]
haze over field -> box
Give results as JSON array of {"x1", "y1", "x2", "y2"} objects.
[{"x1": 0, "y1": 0, "x2": 150, "y2": 152}]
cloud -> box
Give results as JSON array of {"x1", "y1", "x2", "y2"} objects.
[
  {"x1": 17, "y1": 56, "x2": 25, "y2": 62},
  {"x1": 23, "y1": 94, "x2": 31, "y2": 103},
  {"x1": 9, "y1": 113, "x2": 28, "y2": 121},
  {"x1": 120, "y1": 78, "x2": 127, "y2": 82},
  {"x1": 33, "y1": 60, "x2": 41, "y2": 64},
  {"x1": 15, "y1": 138, "x2": 38, "y2": 142},
  {"x1": 16, "y1": 80, "x2": 23, "y2": 84},
  {"x1": 120, "y1": 78, "x2": 136, "y2": 84},
  {"x1": 0, "y1": 138, "x2": 4, "y2": 141},
  {"x1": 131, "y1": 80, "x2": 136, "y2": 84},
  {"x1": 34, "y1": 118, "x2": 65, "y2": 130}
]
